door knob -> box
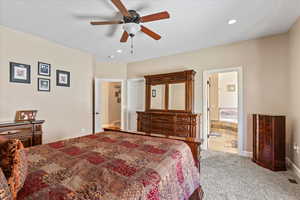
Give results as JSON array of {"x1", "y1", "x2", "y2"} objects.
[{"x1": 95, "y1": 112, "x2": 100, "y2": 115}]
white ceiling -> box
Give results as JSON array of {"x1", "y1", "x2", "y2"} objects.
[{"x1": 1, "y1": 0, "x2": 300, "y2": 62}]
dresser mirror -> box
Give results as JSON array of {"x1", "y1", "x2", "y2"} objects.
[
  {"x1": 145, "y1": 70, "x2": 195, "y2": 113},
  {"x1": 168, "y1": 83, "x2": 186, "y2": 110},
  {"x1": 150, "y1": 84, "x2": 166, "y2": 110}
]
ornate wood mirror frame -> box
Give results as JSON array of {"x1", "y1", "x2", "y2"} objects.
[{"x1": 145, "y1": 70, "x2": 196, "y2": 113}]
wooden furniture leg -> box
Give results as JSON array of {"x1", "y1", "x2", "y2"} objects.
[{"x1": 189, "y1": 187, "x2": 204, "y2": 200}]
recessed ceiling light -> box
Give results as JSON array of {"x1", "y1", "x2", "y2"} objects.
[
  {"x1": 108, "y1": 55, "x2": 115, "y2": 59},
  {"x1": 228, "y1": 19, "x2": 237, "y2": 25},
  {"x1": 116, "y1": 49, "x2": 122, "y2": 53}
]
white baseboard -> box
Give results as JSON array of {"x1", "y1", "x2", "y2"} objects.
[
  {"x1": 286, "y1": 157, "x2": 300, "y2": 179},
  {"x1": 240, "y1": 151, "x2": 253, "y2": 157}
]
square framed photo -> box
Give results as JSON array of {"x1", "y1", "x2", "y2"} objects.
[
  {"x1": 38, "y1": 78, "x2": 50, "y2": 92},
  {"x1": 38, "y1": 62, "x2": 51, "y2": 76},
  {"x1": 56, "y1": 70, "x2": 70, "y2": 87},
  {"x1": 10, "y1": 62, "x2": 31, "y2": 84}
]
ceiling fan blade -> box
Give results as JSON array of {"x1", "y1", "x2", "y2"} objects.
[
  {"x1": 120, "y1": 31, "x2": 129, "y2": 42},
  {"x1": 140, "y1": 11, "x2": 170, "y2": 23},
  {"x1": 90, "y1": 21, "x2": 123, "y2": 25},
  {"x1": 141, "y1": 26, "x2": 161, "y2": 40},
  {"x1": 111, "y1": 0, "x2": 130, "y2": 17}
]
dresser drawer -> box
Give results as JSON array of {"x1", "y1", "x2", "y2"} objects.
[
  {"x1": 151, "y1": 114, "x2": 175, "y2": 123},
  {"x1": 138, "y1": 113, "x2": 151, "y2": 120},
  {"x1": 176, "y1": 115, "x2": 192, "y2": 124},
  {"x1": 151, "y1": 122, "x2": 174, "y2": 134},
  {"x1": 0, "y1": 126, "x2": 32, "y2": 134},
  {"x1": 137, "y1": 111, "x2": 200, "y2": 139}
]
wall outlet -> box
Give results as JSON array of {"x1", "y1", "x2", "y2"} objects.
[
  {"x1": 80, "y1": 128, "x2": 86, "y2": 134},
  {"x1": 293, "y1": 144, "x2": 299, "y2": 154}
]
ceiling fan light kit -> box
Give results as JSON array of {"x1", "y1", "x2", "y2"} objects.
[
  {"x1": 123, "y1": 23, "x2": 141, "y2": 37},
  {"x1": 90, "y1": 0, "x2": 170, "y2": 54}
]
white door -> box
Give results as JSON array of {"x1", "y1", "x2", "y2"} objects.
[
  {"x1": 94, "y1": 79, "x2": 103, "y2": 133},
  {"x1": 127, "y1": 79, "x2": 145, "y2": 131}
]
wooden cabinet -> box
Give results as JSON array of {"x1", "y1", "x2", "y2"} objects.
[
  {"x1": 252, "y1": 114, "x2": 286, "y2": 171},
  {"x1": 0, "y1": 120, "x2": 45, "y2": 148},
  {"x1": 137, "y1": 112, "x2": 200, "y2": 139}
]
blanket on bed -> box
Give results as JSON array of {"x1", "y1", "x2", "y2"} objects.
[{"x1": 17, "y1": 131, "x2": 200, "y2": 200}]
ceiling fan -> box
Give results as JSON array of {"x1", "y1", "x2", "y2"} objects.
[{"x1": 90, "y1": 0, "x2": 170, "y2": 43}]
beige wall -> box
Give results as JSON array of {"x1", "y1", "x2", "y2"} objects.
[
  {"x1": 0, "y1": 26, "x2": 94, "y2": 143},
  {"x1": 127, "y1": 34, "x2": 290, "y2": 152},
  {"x1": 95, "y1": 62, "x2": 127, "y2": 79},
  {"x1": 288, "y1": 17, "x2": 300, "y2": 168}
]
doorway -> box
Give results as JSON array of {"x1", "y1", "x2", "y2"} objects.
[
  {"x1": 94, "y1": 78, "x2": 125, "y2": 133},
  {"x1": 203, "y1": 67, "x2": 243, "y2": 154}
]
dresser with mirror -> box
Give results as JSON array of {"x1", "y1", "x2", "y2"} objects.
[{"x1": 137, "y1": 70, "x2": 200, "y2": 139}]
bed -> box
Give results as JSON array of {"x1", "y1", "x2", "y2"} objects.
[{"x1": 17, "y1": 131, "x2": 203, "y2": 200}]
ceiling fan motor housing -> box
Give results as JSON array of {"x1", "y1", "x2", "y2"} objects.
[{"x1": 123, "y1": 10, "x2": 141, "y2": 24}]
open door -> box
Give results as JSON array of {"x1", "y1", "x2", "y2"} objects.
[
  {"x1": 203, "y1": 69, "x2": 243, "y2": 154},
  {"x1": 94, "y1": 78, "x2": 125, "y2": 133},
  {"x1": 127, "y1": 78, "x2": 145, "y2": 131}
]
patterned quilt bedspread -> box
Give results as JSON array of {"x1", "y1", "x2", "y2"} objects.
[{"x1": 17, "y1": 131, "x2": 201, "y2": 200}]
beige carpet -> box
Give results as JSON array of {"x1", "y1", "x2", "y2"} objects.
[{"x1": 200, "y1": 150, "x2": 300, "y2": 200}]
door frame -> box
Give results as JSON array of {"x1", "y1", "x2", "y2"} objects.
[
  {"x1": 94, "y1": 78, "x2": 126, "y2": 133},
  {"x1": 202, "y1": 67, "x2": 244, "y2": 155}
]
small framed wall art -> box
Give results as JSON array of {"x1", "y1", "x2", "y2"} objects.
[
  {"x1": 9, "y1": 62, "x2": 31, "y2": 84},
  {"x1": 38, "y1": 78, "x2": 51, "y2": 92},
  {"x1": 56, "y1": 70, "x2": 70, "y2": 87},
  {"x1": 38, "y1": 62, "x2": 51, "y2": 76}
]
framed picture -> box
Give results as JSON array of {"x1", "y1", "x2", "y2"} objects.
[
  {"x1": 38, "y1": 62, "x2": 51, "y2": 76},
  {"x1": 56, "y1": 70, "x2": 70, "y2": 87},
  {"x1": 38, "y1": 78, "x2": 50, "y2": 92},
  {"x1": 152, "y1": 89, "x2": 156, "y2": 98},
  {"x1": 10, "y1": 62, "x2": 31, "y2": 84},
  {"x1": 15, "y1": 110, "x2": 37, "y2": 122}
]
